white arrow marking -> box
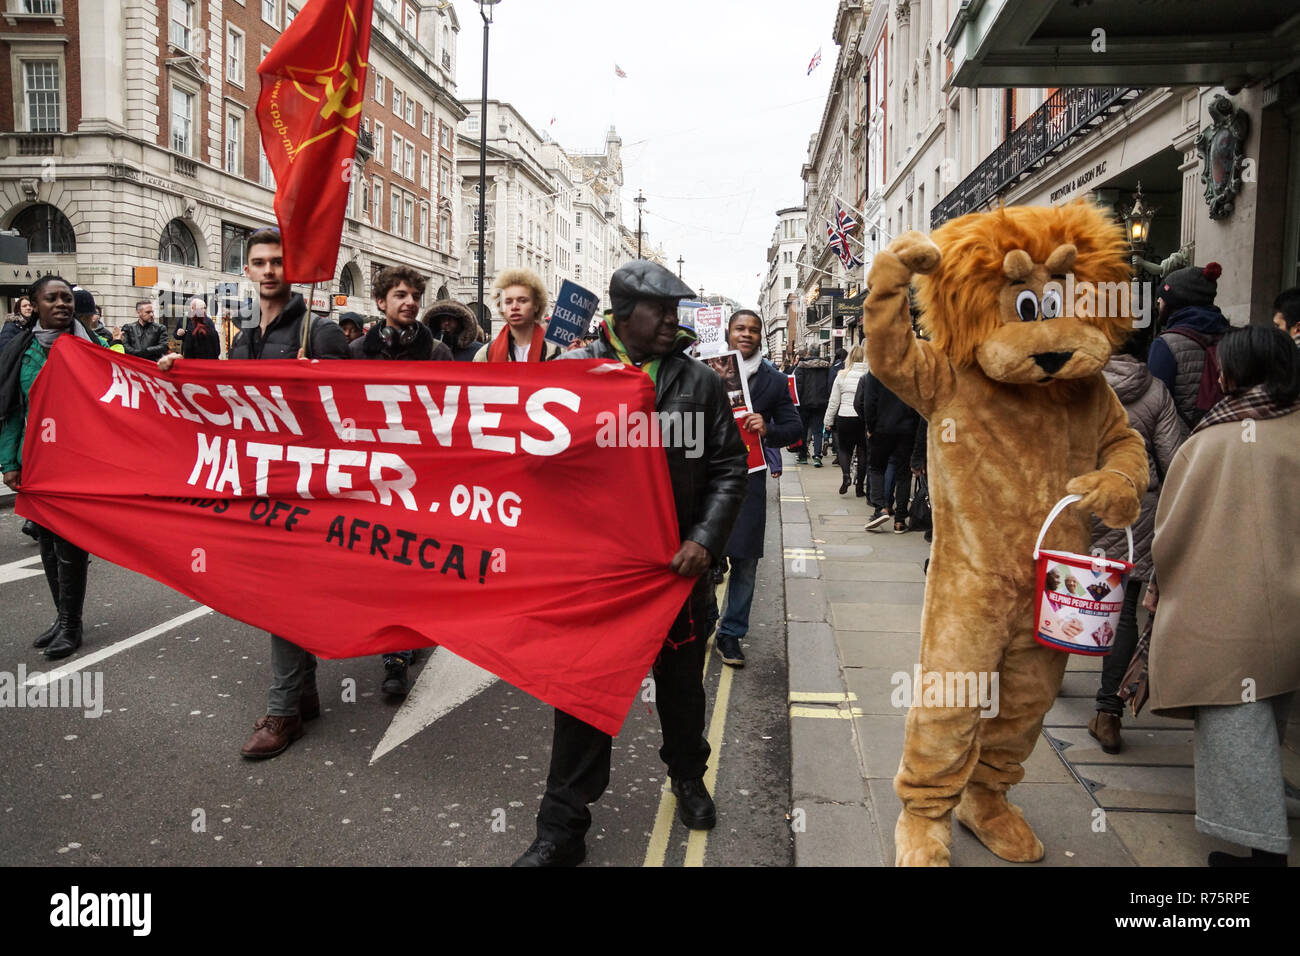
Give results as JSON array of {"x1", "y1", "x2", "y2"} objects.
[
  {"x1": 0, "y1": 555, "x2": 45, "y2": 586},
  {"x1": 370, "y1": 646, "x2": 499, "y2": 764}
]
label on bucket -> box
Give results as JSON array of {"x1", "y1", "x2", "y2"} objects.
[{"x1": 1035, "y1": 551, "x2": 1130, "y2": 654}]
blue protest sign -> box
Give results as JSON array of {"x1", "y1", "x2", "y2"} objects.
[{"x1": 545, "y1": 280, "x2": 599, "y2": 347}]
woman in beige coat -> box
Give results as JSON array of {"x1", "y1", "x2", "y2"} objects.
[{"x1": 1147, "y1": 325, "x2": 1300, "y2": 867}]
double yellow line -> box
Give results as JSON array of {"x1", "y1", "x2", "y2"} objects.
[{"x1": 643, "y1": 576, "x2": 736, "y2": 867}]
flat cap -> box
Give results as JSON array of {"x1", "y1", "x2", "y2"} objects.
[{"x1": 609, "y1": 260, "x2": 695, "y2": 317}]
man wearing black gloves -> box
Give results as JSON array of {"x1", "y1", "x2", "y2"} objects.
[{"x1": 514, "y1": 260, "x2": 748, "y2": 867}]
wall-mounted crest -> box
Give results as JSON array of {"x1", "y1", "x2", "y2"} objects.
[{"x1": 1195, "y1": 94, "x2": 1250, "y2": 220}]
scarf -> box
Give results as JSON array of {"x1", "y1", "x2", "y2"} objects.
[
  {"x1": 739, "y1": 348, "x2": 763, "y2": 381},
  {"x1": 486, "y1": 322, "x2": 546, "y2": 363},
  {"x1": 603, "y1": 314, "x2": 668, "y2": 385},
  {"x1": 34, "y1": 318, "x2": 94, "y2": 349},
  {"x1": 1191, "y1": 382, "x2": 1300, "y2": 436}
]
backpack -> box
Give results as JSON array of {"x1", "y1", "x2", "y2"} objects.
[{"x1": 1166, "y1": 327, "x2": 1224, "y2": 424}]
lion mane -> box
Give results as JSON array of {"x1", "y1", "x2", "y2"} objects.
[{"x1": 914, "y1": 201, "x2": 1133, "y2": 369}]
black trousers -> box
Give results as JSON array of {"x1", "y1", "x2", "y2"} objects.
[
  {"x1": 834, "y1": 416, "x2": 867, "y2": 487},
  {"x1": 1096, "y1": 578, "x2": 1145, "y2": 715},
  {"x1": 536, "y1": 590, "x2": 710, "y2": 843}
]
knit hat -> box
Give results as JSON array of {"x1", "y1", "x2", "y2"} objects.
[
  {"x1": 72, "y1": 287, "x2": 96, "y2": 317},
  {"x1": 1160, "y1": 262, "x2": 1222, "y2": 313}
]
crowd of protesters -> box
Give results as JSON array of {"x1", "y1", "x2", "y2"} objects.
[{"x1": 2, "y1": 227, "x2": 1297, "y2": 867}]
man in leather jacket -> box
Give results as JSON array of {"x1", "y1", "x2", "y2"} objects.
[
  {"x1": 122, "y1": 300, "x2": 170, "y2": 360},
  {"x1": 514, "y1": 259, "x2": 748, "y2": 867}
]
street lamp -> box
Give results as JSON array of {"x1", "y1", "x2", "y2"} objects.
[
  {"x1": 1117, "y1": 182, "x2": 1157, "y2": 266},
  {"x1": 476, "y1": 0, "x2": 501, "y2": 336},
  {"x1": 634, "y1": 189, "x2": 646, "y2": 259}
]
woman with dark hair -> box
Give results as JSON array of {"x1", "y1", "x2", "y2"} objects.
[
  {"x1": 701, "y1": 309, "x2": 801, "y2": 666},
  {"x1": 0, "y1": 295, "x2": 33, "y2": 353},
  {"x1": 1146, "y1": 325, "x2": 1300, "y2": 867},
  {"x1": 0, "y1": 276, "x2": 106, "y2": 660}
]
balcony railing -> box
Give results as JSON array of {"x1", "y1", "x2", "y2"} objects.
[
  {"x1": 173, "y1": 154, "x2": 198, "y2": 178},
  {"x1": 16, "y1": 134, "x2": 53, "y2": 155},
  {"x1": 931, "y1": 86, "x2": 1140, "y2": 228},
  {"x1": 356, "y1": 126, "x2": 374, "y2": 158}
]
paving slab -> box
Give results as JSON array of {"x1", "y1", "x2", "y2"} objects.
[
  {"x1": 1046, "y1": 695, "x2": 1193, "y2": 732},
  {"x1": 793, "y1": 801, "x2": 884, "y2": 867},
  {"x1": 1049, "y1": 726, "x2": 1194, "y2": 766},
  {"x1": 787, "y1": 622, "x2": 845, "y2": 694},
  {"x1": 832, "y1": 602, "x2": 924, "y2": 633},
  {"x1": 836, "y1": 630, "x2": 921, "y2": 670},
  {"x1": 790, "y1": 712, "x2": 869, "y2": 804},
  {"x1": 822, "y1": 561, "x2": 927, "y2": 583},
  {"x1": 1080, "y1": 764, "x2": 1198, "y2": 812},
  {"x1": 785, "y1": 579, "x2": 830, "y2": 622}
]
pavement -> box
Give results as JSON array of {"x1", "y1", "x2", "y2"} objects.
[{"x1": 780, "y1": 450, "x2": 1300, "y2": 867}]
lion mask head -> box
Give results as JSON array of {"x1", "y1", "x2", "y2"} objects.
[{"x1": 915, "y1": 202, "x2": 1133, "y2": 386}]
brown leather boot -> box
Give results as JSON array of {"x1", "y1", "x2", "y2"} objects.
[
  {"x1": 1089, "y1": 711, "x2": 1122, "y2": 754},
  {"x1": 240, "y1": 714, "x2": 303, "y2": 759}
]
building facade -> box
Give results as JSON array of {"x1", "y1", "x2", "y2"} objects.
[
  {"x1": 0, "y1": 0, "x2": 467, "y2": 339},
  {"x1": 757, "y1": 205, "x2": 805, "y2": 360}
]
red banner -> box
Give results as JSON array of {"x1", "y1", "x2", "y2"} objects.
[
  {"x1": 257, "y1": 0, "x2": 374, "y2": 281},
  {"x1": 17, "y1": 339, "x2": 696, "y2": 735}
]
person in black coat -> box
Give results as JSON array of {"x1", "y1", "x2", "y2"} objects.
[
  {"x1": 699, "y1": 310, "x2": 801, "y2": 667},
  {"x1": 175, "y1": 297, "x2": 222, "y2": 359},
  {"x1": 122, "y1": 300, "x2": 170, "y2": 359},
  {"x1": 422, "y1": 299, "x2": 483, "y2": 362},
  {"x1": 859, "y1": 371, "x2": 921, "y2": 533},
  {"x1": 792, "y1": 352, "x2": 831, "y2": 463},
  {"x1": 515, "y1": 260, "x2": 748, "y2": 867}
]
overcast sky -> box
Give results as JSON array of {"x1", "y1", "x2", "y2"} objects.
[{"x1": 450, "y1": 0, "x2": 842, "y2": 306}]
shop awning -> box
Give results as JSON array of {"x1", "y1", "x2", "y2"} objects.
[{"x1": 946, "y1": 0, "x2": 1300, "y2": 88}]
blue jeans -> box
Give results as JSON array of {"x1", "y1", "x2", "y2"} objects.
[{"x1": 717, "y1": 556, "x2": 759, "y2": 639}]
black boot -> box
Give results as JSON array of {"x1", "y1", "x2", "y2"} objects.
[
  {"x1": 33, "y1": 527, "x2": 60, "y2": 649},
  {"x1": 21, "y1": 518, "x2": 39, "y2": 541},
  {"x1": 1207, "y1": 848, "x2": 1287, "y2": 867},
  {"x1": 43, "y1": 535, "x2": 88, "y2": 661}
]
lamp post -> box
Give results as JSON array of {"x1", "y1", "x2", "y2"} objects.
[
  {"x1": 1117, "y1": 182, "x2": 1157, "y2": 274},
  {"x1": 475, "y1": 0, "x2": 501, "y2": 336},
  {"x1": 634, "y1": 189, "x2": 646, "y2": 259}
]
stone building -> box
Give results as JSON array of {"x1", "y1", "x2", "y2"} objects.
[{"x1": 0, "y1": 0, "x2": 465, "y2": 342}]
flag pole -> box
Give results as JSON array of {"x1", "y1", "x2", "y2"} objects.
[{"x1": 302, "y1": 281, "x2": 317, "y2": 358}]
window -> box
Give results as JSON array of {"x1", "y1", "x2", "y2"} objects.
[
  {"x1": 391, "y1": 131, "x2": 402, "y2": 169},
  {"x1": 419, "y1": 202, "x2": 429, "y2": 245},
  {"x1": 575, "y1": 265, "x2": 582, "y2": 281},
  {"x1": 392, "y1": 86, "x2": 401, "y2": 114},
  {"x1": 170, "y1": 85, "x2": 195, "y2": 155},
  {"x1": 22, "y1": 1, "x2": 60, "y2": 13},
  {"x1": 11, "y1": 202, "x2": 74, "y2": 254},
  {"x1": 225, "y1": 111, "x2": 242, "y2": 174},
  {"x1": 390, "y1": 190, "x2": 401, "y2": 234},
  {"x1": 374, "y1": 122, "x2": 384, "y2": 163},
  {"x1": 404, "y1": 5, "x2": 417, "y2": 36},
  {"x1": 252, "y1": 139, "x2": 270, "y2": 187},
  {"x1": 285, "y1": 3, "x2": 298, "y2": 25},
  {"x1": 159, "y1": 219, "x2": 199, "y2": 266},
  {"x1": 421, "y1": 108, "x2": 430, "y2": 137},
  {"x1": 23, "y1": 60, "x2": 60, "y2": 132},
  {"x1": 221, "y1": 222, "x2": 252, "y2": 274},
  {"x1": 466, "y1": 113, "x2": 479, "y2": 135},
  {"x1": 169, "y1": 0, "x2": 194, "y2": 51},
  {"x1": 339, "y1": 265, "x2": 355, "y2": 296},
  {"x1": 439, "y1": 123, "x2": 450, "y2": 149},
  {"x1": 404, "y1": 141, "x2": 414, "y2": 180},
  {"x1": 226, "y1": 27, "x2": 244, "y2": 84},
  {"x1": 361, "y1": 181, "x2": 370, "y2": 215},
  {"x1": 421, "y1": 151, "x2": 430, "y2": 189},
  {"x1": 575, "y1": 239, "x2": 583, "y2": 254},
  {"x1": 784, "y1": 276, "x2": 792, "y2": 289},
  {"x1": 439, "y1": 210, "x2": 451, "y2": 252},
  {"x1": 261, "y1": 0, "x2": 278, "y2": 28},
  {"x1": 575, "y1": 211, "x2": 583, "y2": 228},
  {"x1": 438, "y1": 162, "x2": 449, "y2": 198},
  {"x1": 404, "y1": 96, "x2": 414, "y2": 126},
  {"x1": 373, "y1": 179, "x2": 382, "y2": 227},
  {"x1": 374, "y1": 72, "x2": 384, "y2": 103},
  {"x1": 403, "y1": 195, "x2": 413, "y2": 239}
]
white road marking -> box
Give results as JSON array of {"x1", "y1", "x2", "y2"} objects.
[
  {"x1": 24, "y1": 606, "x2": 214, "y2": 686},
  {"x1": 369, "y1": 647, "x2": 499, "y2": 764},
  {"x1": 0, "y1": 555, "x2": 44, "y2": 586}
]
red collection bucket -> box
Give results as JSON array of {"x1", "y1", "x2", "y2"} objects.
[{"x1": 1032, "y1": 495, "x2": 1134, "y2": 655}]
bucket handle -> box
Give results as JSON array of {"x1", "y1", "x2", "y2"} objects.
[{"x1": 1033, "y1": 494, "x2": 1134, "y2": 565}]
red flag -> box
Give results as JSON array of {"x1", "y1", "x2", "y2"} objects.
[
  {"x1": 257, "y1": 0, "x2": 374, "y2": 282},
  {"x1": 18, "y1": 339, "x2": 697, "y2": 735}
]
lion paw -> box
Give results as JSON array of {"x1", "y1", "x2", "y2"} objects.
[
  {"x1": 888, "y1": 230, "x2": 942, "y2": 276},
  {"x1": 955, "y1": 786, "x2": 1045, "y2": 863},
  {"x1": 894, "y1": 809, "x2": 952, "y2": 867},
  {"x1": 1067, "y1": 470, "x2": 1141, "y2": 528}
]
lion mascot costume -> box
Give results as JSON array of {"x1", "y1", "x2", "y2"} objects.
[{"x1": 863, "y1": 202, "x2": 1149, "y2": 866}]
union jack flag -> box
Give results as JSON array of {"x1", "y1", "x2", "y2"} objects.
[
  {"x1": 807, "y1": 47, "x2": 822, "y2": 75},
  {"x1": 614, "y1": 64, "x2": 627, "y2": 78},
  {"x1": 827, "y1": 219, "x2": 862, "y2": 269},
  {"x1": 834, "y1": 200, "x2": 859, "y2": 238}
]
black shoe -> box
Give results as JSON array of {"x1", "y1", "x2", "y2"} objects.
[
  {"x1": 32, "y1": 620, "x2": 59, "y2": 649},
  {"x1": 864, "y1": 508, "x2": 890, "y2": 531},
  {"x1": 795, "y1": 456, "x2": 808, "y2": 464},
  {"x1": 716, "y1": 634, "x2": 745, "y2": 667},
  {"x1": 813, "y1": 457, "x2": 823, "y2": 468},
  {"x1": 43, "y1": 538, "x2": 87, "y2": 661},
  {"x1": 839, "y1": 477, "x2": 850, "y2": 495},
  {"x1": 855, "y1": 485, "x2": 866, "y2": 497},
  {"x1": 21, "y1": 519, "x2": 39, "y2": 541},
  {"x1": 512, "y1": 837, "x2": 586, "y2": 867},
  {"x1": 671, "y1": 777, "x2": 717, "y2": 830},
  {"x1": 381, "y1": 657, "x2": 409, "y2": 696}
]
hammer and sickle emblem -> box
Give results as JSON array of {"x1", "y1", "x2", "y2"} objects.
[{"x1": 316, "y1": 61, "x2": 362, "y2": 121}]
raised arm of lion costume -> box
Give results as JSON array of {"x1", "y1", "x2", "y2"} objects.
[{"x1": 864, "y1": 202, "x2": 1148, "y2": 867}]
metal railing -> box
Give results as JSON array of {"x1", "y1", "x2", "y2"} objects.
[{"x1": 931, "y1": 86, "x2": 1139, "y2": 227}]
